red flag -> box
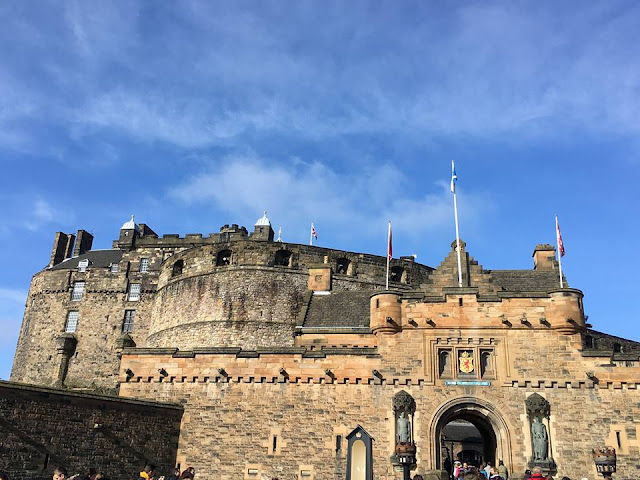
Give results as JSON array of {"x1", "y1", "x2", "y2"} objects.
[
  {"x1": 387, "y1": 222, "x2": 392, "y2": 259},
  {"x1": 556, "y1": 216, "x2": 565, "y2": 257}
]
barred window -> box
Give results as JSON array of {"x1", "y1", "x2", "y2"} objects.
[
  {"x1": 71, "y1": 281, "x2": 85, "y2": 301},
  {"x1": 128, "y1": 283, "x2": 141, "y2": 301},
  {"x1": 65, "y1": 311, "x2": 79, "y2": 333},
  {"x1": 139, "y1": 258, "x2": 149, "y2": 273},
  {"x1": 110, "y1": 263, "x2": 119, "y2": 273},
  {"x1": 122, "y1": 310, "x2": 135, "y2": 332}
]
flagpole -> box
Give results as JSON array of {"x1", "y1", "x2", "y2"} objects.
[
  {"x1": 451, "y1": 161, "x2": 463, "y2": 288},
  {"x1": 386, "y1": 221, "x2": 391, "y2": 290},
  {"x1": 556, "y1": 215, "x2": 564, "y2": 288},
  {"x1": 310, "y1": 222, "x2": 313, "y2": 246}
]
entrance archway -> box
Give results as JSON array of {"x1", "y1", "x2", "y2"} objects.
[{"x1": 430, "y1": 397, "x2": 513, "y2": 473}]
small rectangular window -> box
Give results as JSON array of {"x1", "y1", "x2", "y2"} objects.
[
  {"x1": 110, "y1": 263, "x2": 119, "y2": 273},
  {"x1": 128, "y1": 283, "x2": 141, "y2": 301},
  {"x1": 71, "y1": 281, "x2": 85, "y2": 301},
  {"x1": 65, "y1": 311, "x2": 79, "y2": 332},
  {"x1": 78, "y1": 259, "x2": 89, "y2": 272},
  {"x1": 336, "y1": 435, "x2": 342, "y2": 451},
  {"x1": 140, "y1": 258, "x2": 149, "y2": 273},
  {"x1": 122, "y1": 310, "x2": 135, "y2": 332}
]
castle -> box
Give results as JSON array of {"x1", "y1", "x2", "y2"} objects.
[{"x1": 5, "y1": 212, "x2": 640, "y2": 480}]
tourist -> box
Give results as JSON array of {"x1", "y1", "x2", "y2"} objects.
[
  {"x1": 178, "y1": 468, "x2": 193, "y2": 480},
  {"x1": 139, "y1": 464, "x2": 155, "y2": 480},
  {"x1": 497, "y1": 460, "x2": 508, "y2": 479},
  {"x1": 454, "y1": 461, "x2": 463, "y2": 478},
  {"x1": 0, "y1": 471, "x2": 9, "y2": 480},
  {"x1": 166, "y1": 468, "x2": 180, "y2": 480},
  {"x1": 484, "y1": 463, "x2": 492, "y2": 478},
  {"x1": 530, "y1": 467, "x2": 546, "y2": 479},
  {"x1": 522, "y1": 470, "x2": 532, "y2": 479},
  {"x1": 489, "y1": 466, "x2": 504, "y2": 480},
  {"x1": 479, "y1": 463, "x2": 488, "y2": 478},
  {"x1": 53, "y1": 467, "x2": 68, "y2": 480}
]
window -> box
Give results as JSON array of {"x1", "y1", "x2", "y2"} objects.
[
  {"x1": 65, "y1": 311, "x2": 79, "y2": 333},
  {"x1": 128, "y1": 283, "x2": 141, "y2": 301},
  {"x1": 139, "y1": 258, "x2": 149, "y2": 273},
  {"x1": 216, "y1": 250, "x2": 232, "y2": 266},
  {"x1": 390, "y1": 266, "x2": 406, "y2": 283},
  {"x1": 274, "y1": 250, "x2": 292, "y2": 267},
  {"x1": 78, "y1": 259, "x2": 89, "y2": 272},
  {"x1": 480, "y1": 350, "x2": 494, "y2": 378},
  {"x1": 71, "y1": 281, "x2": 85, "y2": 301},
  {"x1": 110, "y1": 263, "x2": 119, "y2": 273},
  {"x1": 585, "y1": 335, "x2": 594, "y2": 348},
  {"x1": 336, "y1": 258, "x2": 351, "y2": 275},
  {"x1": 438, "y1": 349, "x2": 452, "y2": 378},
  {"x1": 172, "y1": 260, "x2": 184, "y2": 277},
  {"x1": 613, "y1": 343, "x2": 623, "y2": 353},
  {"x1": 122, "y1": 310, "x2": 135, "y2": 333}
]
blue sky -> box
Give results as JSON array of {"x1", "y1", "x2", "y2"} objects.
[{"x1": 1, "y1": 1, "x2": 640, "y2": 380}]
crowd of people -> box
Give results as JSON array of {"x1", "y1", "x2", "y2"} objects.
[
  {"x1": 440, "y1": 460, "x2": 585, "y2": 480},
  {"x1": 0, "y1": 465, "x2": 196, "y2": 480}
]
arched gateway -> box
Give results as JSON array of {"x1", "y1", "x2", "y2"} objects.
[{"x1": 430, "y1": 397, "x2": 514, "y2": 472}]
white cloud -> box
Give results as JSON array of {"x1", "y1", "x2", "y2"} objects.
[
  {"x1": 24, "y1": 199, "x2": 56, "y2": 231},
  {"x1": 168, "y1": 154, "x2": 494, "y2": 245}
]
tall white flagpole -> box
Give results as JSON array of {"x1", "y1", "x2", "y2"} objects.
[
  {"x1": 556, "y1": 215, "x2": 564, "y2": 288},
  {"x1": 386, "y1": 221, "x2": 391, "y2": 290},
  {"x1": 310, "y1": 222, "x2": 313, "y2": 246},
  {"x1": 451, "y1": 161, "x2": 463, "y2": 287}
]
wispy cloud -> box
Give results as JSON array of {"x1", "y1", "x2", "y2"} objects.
[
  {"x1": 24, "y1": 199, "x2": 56, "y2": 231},
  {"x1": 168, "y1": 154, "x2": 493, "y2": 246}
]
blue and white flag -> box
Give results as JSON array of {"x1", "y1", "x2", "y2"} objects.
[{"x1": 450, "y1": 160, "x2": 458, "y2": 193}]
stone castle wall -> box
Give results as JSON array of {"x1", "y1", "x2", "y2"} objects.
[{"x1": 0, "y1": 381, "x2": 182, "y2": 480}]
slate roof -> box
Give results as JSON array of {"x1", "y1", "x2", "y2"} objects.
[
  {"x1": 49, "y1": 250, "x2": 123, "y2": 271},
  {"x1": 487, "y1": 270, "x2": 567, "y2": 292},
  {"x1": 302, "y1": 291, "x2": 372, "y2": 329}
]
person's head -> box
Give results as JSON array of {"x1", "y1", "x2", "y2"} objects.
[
  {"x1": 561, "y1": 477, "x2": 571, "y2": 480},
  {"x1": 532, "y1": 467, "x2": 543, "y2": 475},
  {"x1": 53, "y1": 467, "x2": 68, "y2": 480},
  {"x1": 0, "y1": 471, "x2": 9, "y2": 480},
  {"x1": 413, "y1": 476, "x2": 424, "y2": 480},
  {"x1": 499, "y1": 460, "x2": 504, "y2": 466},
  {"x1": 187, "y1": 467, "x2": 195, "y2": 477},
  {"x1": 143, "y1": 465, "x2": 155, "y2": 476},
  {"x1": 463, "y1": 462, "x2": 468, "y2": 468},
  {"x1": 490, "y1": 467, "x2": 498, "y2": 475}
]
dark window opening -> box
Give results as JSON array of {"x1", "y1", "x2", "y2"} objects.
[
  {"x1": 375, "y1": 299, "x2": 379, "y2": 309},
  {"x1": 274, "y1": 250, "x2": 292, "y2": 267},
  {"x1": 458, "y1": 298, "x2": 463, "y2": 307},
  {"x1": 480, "y1": 350, "x2": 493, "y2": 378},
  {"x1": 336, "y1": 434, "x2": 343, "y2": 451},
  {"x1": 390, "y1": 266, "x2": 406, "y2": 283},
  {"x1": 216, "y1": 250, "x2": 232, "y2": 266},
  {"x1": 272, "y1": 435, "x2": 278, "y2": 453},
  {"x1": 613, "y1": 343, "x2": 623, "y2": 353},
  {"x1": 616, "y1": 431, "x2": 622, "y2": 448},
  {"x1": 172, "y1": 260, "x2": 184, "y2": 277},
  {"x1": 585, "y1": 335, "x2": 593, "y2": 348},
  {"x1": 336, "y1": 258, "x2": 351, "y2": 275}
]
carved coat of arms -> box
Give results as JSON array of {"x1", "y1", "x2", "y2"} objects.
[{"x1": 459, "y1": 351, "x2": 474, "y2": 373}]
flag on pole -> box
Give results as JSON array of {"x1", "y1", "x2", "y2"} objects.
[
  {"x1": 556, "y1": 216, "x2": 565, "y2": 257},
  {"x1": 311, "y1": 223, "x2": 317, "y2": 240},
  {"x1": 387, "y1": 221, "x2": 392, "y2": 259},
  {"x1": 450, "y1": 160, "x2": 458, "y2": 193}
]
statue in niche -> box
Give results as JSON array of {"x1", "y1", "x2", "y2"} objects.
[
  {"x1": 396, "y1": 411, "x2": 411, "y2": 443},
  {"x1": 531, "y1": 416, "x2": 549, "y2": 461}
]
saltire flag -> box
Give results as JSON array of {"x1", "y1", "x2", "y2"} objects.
[
  {"x1": 311, "y1": 223, "x2": 318, "y2": 240},
  {"x1": 387, "y1": 221, "x2": 392, "y2": 259},
  {"x1": 555, "y1": 216, "x2": 565, "y2": 257},
  {"x1": 450, "y1": 160, "x2": 458, "y2": 193}
]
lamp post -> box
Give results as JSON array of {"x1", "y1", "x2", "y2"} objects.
[{"x1": 593, "y1": 447, "x2": 616, "y2": 478}]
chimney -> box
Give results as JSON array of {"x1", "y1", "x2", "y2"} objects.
[
  {"x1": 73, "y1": 230, "x2": 94, "y2": 257},
  {"x1": 532, "y1": 244, "x2": 556, "y2": 270},
  {"x1": 49, "y1": 232, "x2": 76, "y2": 267}
]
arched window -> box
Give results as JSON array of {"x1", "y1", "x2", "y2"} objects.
[
  {"x1": 216, "y1": 250, "x2": 232, "y2": 266},
  {"x1": 480, "y1": 350, "x2": 493, "y2": 378},
  {"x1": 274, "y1": 250, "x2": 292, "y2": 267},
  {"x1": 336, "y1": 258, "x2": 351, "y2": 275},
  {"x1": 172, "y1": 259, "x2": 184, "y2": 277},
  {"x1": 346, "y1": 426, "x2": 373, "y2": 480},
  {"x1": 390, "y1": 266, "x2": 407, "y2": 283}
]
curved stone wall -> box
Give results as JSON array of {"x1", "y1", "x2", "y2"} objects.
[{"x1": 146, "y1": 267, "x2": 308, "y2": 348}]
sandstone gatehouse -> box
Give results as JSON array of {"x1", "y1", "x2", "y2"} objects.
[{"x1": 5, "y1": 212, "x2": 640, "y2": 479}]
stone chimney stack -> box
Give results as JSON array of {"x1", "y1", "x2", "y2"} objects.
[
  {"x1": 532, "y1": 244, "x2": 557, "y2": 270},
  {"x1": 49, "y1": 232, "x2": 75, "y2": 267},
  {"x1": 73, "y1": 230, "x2": 94, "y2": 257}
]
